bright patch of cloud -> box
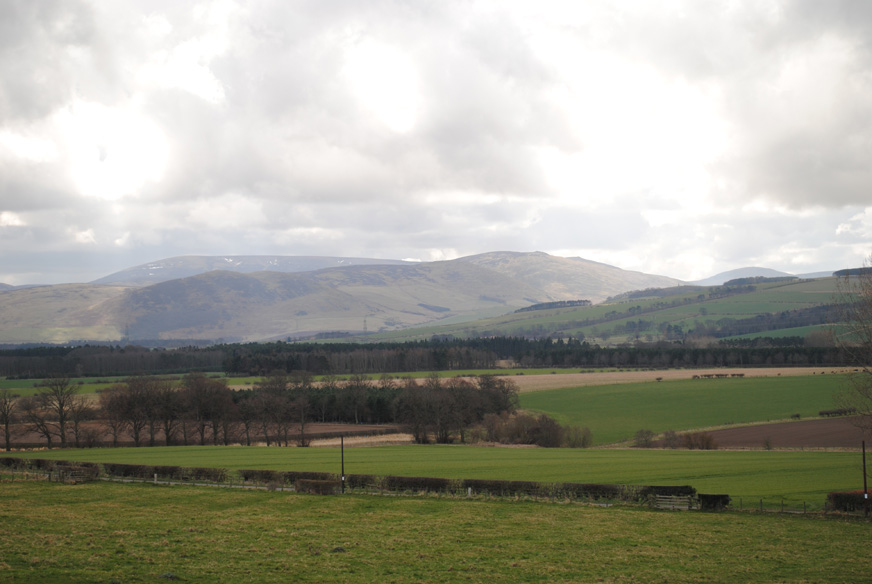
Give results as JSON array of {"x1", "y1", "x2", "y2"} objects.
[
  {"x1": 0, "y1": 131, "x2": 58, "y2": 163},
  {"x1": 73, "y1": 228, "x2": 97, "y2": 244},
  {"x1": 343, "y1": 39, "x2": 421, "y2": 133},
  {"x1": 0, "y1": 212, "x2": 25, "y2": 227},
  {"x1": 59, "y1": 100, "x2": 168, "y2": 201}
]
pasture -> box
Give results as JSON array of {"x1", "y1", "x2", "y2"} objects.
[
  {"x1": 1, "y1": 480, "x2": 870, "y2": 583},
  {"x1": 519, "y1": 373, "x2": 849, "y2": 444},
  {"x1": 9, "y1": 445, "x2": 864, "y2": 509}
]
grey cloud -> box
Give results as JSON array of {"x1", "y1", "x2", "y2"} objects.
[
  {"x1": 0, "y1": 1, "x2": 99, "y2": 121},
  {"x1": 1, "y1": 1, "x2": 870, "y2": 285}
]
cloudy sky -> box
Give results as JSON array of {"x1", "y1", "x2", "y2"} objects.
[{"x1": 1, "y1": 0, "x2": 871, "y2": 286}]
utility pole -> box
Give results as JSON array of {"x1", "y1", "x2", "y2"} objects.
[{"x1": 863, "y1": 440, "x2": 869, "y2": 517}]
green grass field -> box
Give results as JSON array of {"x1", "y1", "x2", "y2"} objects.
[
  {"x1": 1, "y1": 480, "x2": 870, "y2": 583},
  {"x1": 520, "y1": 374, "x2": 847, "y2": 444},
  {"x1": 9, "y1": 445, "x2": 864, "y2": 509}
]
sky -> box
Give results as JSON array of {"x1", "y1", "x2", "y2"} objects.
[{"x1": 1, "y1": 0, "x2": 872, "y2": 286}]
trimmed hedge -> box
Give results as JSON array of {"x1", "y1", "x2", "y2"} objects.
[
  {"x1": 639, "y1": 485, "x2": 697, "y2": 498},
  {"x1": 102, "y1": 463, "x2": 154, "y2": 479},
  {"x1": 239, "y1": 469, "x2": 281, "y2": 484},
  {"x1": 462, "y1": 479, "x2": 547, "y2": 497},
  {"x1": 382, "y1": 475, "x2": 454, "y2": 493},
  {"x1": 558, "y1": 482, "x2": 625, "y2": 500},
  {"x1": 295, "y1": 479, "x2": 340, "y2": 495},
  {"x1": 344, "y1": 473, "x2": 378, "y2": 490},
  {"x1": 827, "y1": 490, "x2": 871, "y2": 512},
  {"x1": 101, "y1": 462, "x2": 227, "y2": 482},
  {"x1": 29, "y1": 458, "x2": 59, "y2": 471},
  {"x1": 54, "y1": 463, "x2": 100, "y2": 481},
  {"x1": 153, "y1": 465, "x2": 185, "y2": 480},
  {"x1": 282, "y1": 471, "x2": 335, "y2": 484},
  {"x1": 185, "y1": 467, "x2": 227, "y2": 482},
  {"x1": 0, "y1": 456, "x2": 26, "y2": 470}
]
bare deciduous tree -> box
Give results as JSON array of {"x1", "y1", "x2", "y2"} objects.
[
  {"x1": 99, "y1": 385, "x2": 129, "y2": 447},
  {"x1": 36, "y1": 376, "x2": 79, "y2": 448},
  {"x1": 0, "y1": 389, "x2": 18, "y2": 451},
  {"x1": 833, "y1": 254, "x2": 872, "y2": 436}
]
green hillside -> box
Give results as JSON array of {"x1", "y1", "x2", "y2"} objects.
[{"x1": 366, "y1": 277, "x2": 839, "y2": 345}]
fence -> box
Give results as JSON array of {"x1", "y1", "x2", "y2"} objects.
[{"x1": 0, "y1": 456, "x2": 854, "y2": 515}]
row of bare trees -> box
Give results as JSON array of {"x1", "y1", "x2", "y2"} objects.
[{"x1": 1, "y1": 372, "x2": 520, "y2": 450}]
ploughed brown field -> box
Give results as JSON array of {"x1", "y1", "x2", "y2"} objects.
[{"x1": 704, "y1": 417, "x2": 867, "y2": 449}]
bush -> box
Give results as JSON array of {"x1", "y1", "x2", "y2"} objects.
[
  {"x1": 682, "y1": 432, "x2": 717, "y2": 450},
  {"x1": 662, "y1": 430, "x2": 680, "y2": 449},
  {"x1": 698, "y1": 493, "x2": 731, "y2": 511},
  {"x1": 827, "y1": 490, "x2": 871, "y2": 512},
  {"x1": 562, "y1": 426, "x2": 593, "y2": 448},
  {"x1": 633, "y1": 429, "x2": 655, "y2": 448}
]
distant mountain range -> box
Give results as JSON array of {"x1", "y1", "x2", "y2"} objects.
[
  {"x1": 91, "y1": 255, "x2": 414, "y2": 286},
  {"x1": 0, "y1": 251, "x2": 683, "y2": 344}
]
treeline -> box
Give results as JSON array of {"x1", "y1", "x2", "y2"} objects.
[
  {"x1": 0, "y1": 344, "x2": 225, "y2": 378},
  {"x1": 723, "y1": 276, "x2": 798, "y2": 286},
  {"x1": 0, "y1": 336, "x2": 851, "y2": 378},
  {"x1": 515, "y1": 300, "x2": 592, "y2": 313},
  {"x1": 1, "y1": 373, "x2": 521, "y2": 450}
]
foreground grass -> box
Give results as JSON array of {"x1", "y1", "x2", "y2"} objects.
[
  {"x1": 12, "y1": 446, "x2": 863, "y2": 509},
  {"x1": 1, "y1": 480, "x2": 869, "y2": 583},
  {"x1": 520, "y1": 374, "x2": 847, "y2": 444}
]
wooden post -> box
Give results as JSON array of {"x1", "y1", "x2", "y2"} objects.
[{"x1": 341, "y1": 435, "x2": 345, "y2": 494}]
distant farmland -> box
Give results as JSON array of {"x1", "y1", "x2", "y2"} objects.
[{"x1": 519, "y1": 372, "x2": 850, "y2": 445}]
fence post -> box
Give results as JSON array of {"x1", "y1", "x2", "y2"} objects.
[{"x1": 760, "y1": 499, "x2": 763, "y2": 512}]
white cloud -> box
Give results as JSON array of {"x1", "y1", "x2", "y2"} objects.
[
  {"x1": 72, "y1": 228, "x2": 97, "y2": 244},
  {"x1": 0, "y1": 212, "x2": 25, "y2": 227},
  {"x1": 0, "y1": 130, "x2": 58, "y2": 163},
  {"x1": 342, "y1": 39, "x2": 421, "y2": 133},
  {"x1": 57, "y1": 100, "x2": 168, "y2": 201},
  {"x1": 0, "y1": 0, "x2": 871, "y2": 285}
]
